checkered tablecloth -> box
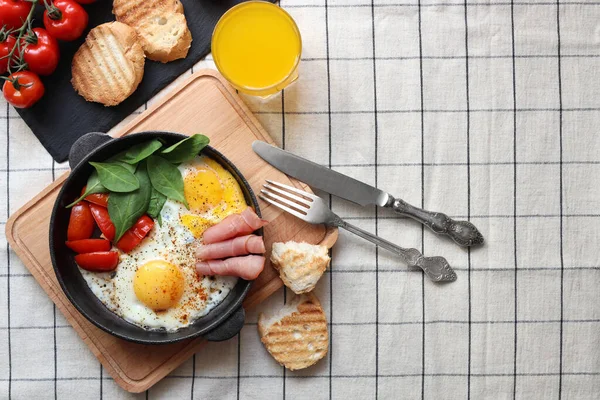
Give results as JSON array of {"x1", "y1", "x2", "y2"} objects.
[{"x1": 2, "y1": 0, "x2": 600, "y2": 399}]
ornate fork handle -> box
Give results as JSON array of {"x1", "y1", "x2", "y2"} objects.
[
  {"x1": 333, "y1": 218, "x2": 457, "y2": 282},
  {"x1": 387, "y1": 197, "x2": 484, "y2": 247}
]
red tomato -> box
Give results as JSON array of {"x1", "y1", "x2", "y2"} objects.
[
  {"x1": 65, "y1": 238, "x2": 111, "y2": 253},
  {"x1": 0, "y1": 0, "x2": 33, "y2": 30},
  {"x1": 80, "y1": 186, "x2": 109, "y2": 207},
  {"x1": 116, "y1": 215, "x2": 154, "y2": 253},
  {"x1": 67, "y1": 202, "x2": 95, "y2": 241},
  {"x1": 74, "y1": 251, "x2": 119, "y2": 272},
  {"x1": 2, "y1": 71, "x2": 45, "y2": 108},
  {"x1": 0, "y1": 33, "x2": 17, "y2": 75},
  {"x1": 89, "y1": 203, "x2": 115, "y2": 241},
  {"x1": 43, "y1": 0, "x2": 88, "y2": 42},
  {"x1": 21, "y1": 28, "x2": 60, "y2": 76}
]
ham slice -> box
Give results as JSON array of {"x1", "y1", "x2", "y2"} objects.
[
  {"x1": 196, "y1": 255, "x2": 266, "y2": 280},
  {"x1": 202, "y1": 207, "x2": 267, "y2": 244},
  {"x1": 197, "y1": 235, "x2": 265, "y2": 260}
]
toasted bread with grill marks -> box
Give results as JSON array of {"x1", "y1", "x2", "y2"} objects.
[
  {"x1": 71, "y1": 22, "x2": 145, "y2": 107},
  {"x1": 112, "y1": 0, "x2": 192, "y2": 63},
  {"x1": 258, "y1": 293, "x2": 329, "y2": 370},
  {"x1": 271, "y1": 241, "x2": 331, "y2": 294}
]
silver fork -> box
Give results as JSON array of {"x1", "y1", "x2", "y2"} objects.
[{"x1": 259, "y1": 180, "x2": 457, "y2": 282}]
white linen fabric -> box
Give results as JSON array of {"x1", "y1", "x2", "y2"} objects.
[{"x1": 1, "y1": 1, "x2": 599, "y2": 398}]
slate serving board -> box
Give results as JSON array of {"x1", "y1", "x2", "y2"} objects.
[{"x1": 17, "y1": 0, "x2": 274, "y2": 162}]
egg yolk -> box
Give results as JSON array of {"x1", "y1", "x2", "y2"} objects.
[
  {"x1": 180, "y1": 215, "x2": 214, "y2": 239},
  {"x1": 184, "y1": 168, "x2": 224, "y2": 213},
  {"x1": 133, "y1": 260, "x2": 185, "y2": 311}
]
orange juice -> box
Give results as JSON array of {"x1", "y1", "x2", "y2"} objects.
[{"x1": 212, "y1": 1, "x2": 302, "y2": 96}]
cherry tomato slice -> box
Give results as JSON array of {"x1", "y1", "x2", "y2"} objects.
[
  {"x1": 65, "y1": 238, "x2": 111, "y2": 253},
  {"x1": 21, "y1": 28, "x2": 60, "y2": 76},
  {"x1": 80, "y1": 186, "x2": 109, "y2": 207},
  {"x1": 89, "y1": 203, "x2": 115, "y2": 241},
  {"x1": 116, "y1": 215, "x2": 154, "y2": 253},
  {"x1": 74, "y1": 251, "x2": 119, "y2": 272},
  {"x1": 43, "y1": 0, "x2": 88, "y2": 42},
  {"x1": 2, "y1": 71, "x2": 45, "y2": 109},
  {"x1": 67, "y1": 202, "x2": 94, "y2": 241},
  {"x1": 85, "y1": 193, "x2": 109, "y2": 207}
]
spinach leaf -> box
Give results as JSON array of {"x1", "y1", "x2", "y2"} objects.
[
  {"x1": 107, "y1": 164, "x2": 152, "y2": 242},
  {"x1": 66, "y1": 171, "x2": 107, "y2": 208},
  {"x1": 106, "y1": 151, "x2": 137, "y2": 173},
  {"x1": 147, "y1": 155, "x2": 189, "y2": 208},
  {"x1": 160, "y1": 134, "x2": 209, "y2": 164},
  {"x1": 147, "y1": 188, "x2": 167, "y2": 221},
  {"x1": 90, "y1": 162, "x2": 139, "y2": 193},
  {"x1": 120, "y1": 139, "x2": 163, "y2": 165}
]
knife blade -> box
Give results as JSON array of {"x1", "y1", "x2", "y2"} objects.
[
  {"x1": 252, "y1": 140, "x2": 484, "y2": 247},
  {"x1": 252, "y1": 141, "x2": 390, "y2": 207}
]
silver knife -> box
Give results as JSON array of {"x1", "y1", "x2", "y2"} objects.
[{"x1": 253, "y1": 141, "x2": 484, "y2": 247}]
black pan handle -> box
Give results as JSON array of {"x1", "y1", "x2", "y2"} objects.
[
  {"x1": 203, "y1": 307, "x2": 246, "y2": 342},
  {"x1": 69, "y1": 132, "x2": 113, "y2": 170}
]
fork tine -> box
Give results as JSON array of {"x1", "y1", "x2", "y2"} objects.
[
  {"x1": 261, "y1": 189, "x2": 309, "y2": 213},
  {"x1": 265, "y1": 179, "x2": 317, "y2": 200},
  {"x1": 259, "y1": 193, "x2": 307, "y2": 220},
  {"x1": 263, "y1": 183, "x2": 313, "y2": 206}
]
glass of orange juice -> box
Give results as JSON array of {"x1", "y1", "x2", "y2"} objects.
[{"x1": 212, "y1": 1, "x2": 302, "y2": 97}]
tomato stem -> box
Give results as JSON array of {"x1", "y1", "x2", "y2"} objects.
[
  {"x1": 2, "y1": 0, "x2": 38, "y2": 75},
  {"x1": 44, "y1": 0, "x2": 63, "y2": 21},
  {"x1": 5, "y1": 76, "x2": 32, "y2": 91}
]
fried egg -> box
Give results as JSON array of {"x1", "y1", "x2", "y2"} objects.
[{"x1": 80, "y1": 155, "x2": 247, "y2": 331}]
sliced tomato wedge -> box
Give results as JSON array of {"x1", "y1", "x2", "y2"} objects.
[
  {"x1": 86, "y1": 193, "x2": 109, "y2": 207},
  {"x1": 74, "y1": 251, "x2": 119, "y2": 272},
  {"x1": 89, "y1": 203, "x2": 115, "y2": 241},
  {"x1": 79, "y1": 186, "x2": 109, "y2": 207},
  {"x1": 67, "y1": 202, "x2": 94, "y2": 241},
  {"x1": 65, "y1": 238, "x2": 111, "y2": 254},
  {"x1": 116, "y1": 215, "x2": 155, "y2": 253}
]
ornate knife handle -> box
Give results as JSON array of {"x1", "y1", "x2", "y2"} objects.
[{"x1": 387, "y1": 197, "x2": 484, "y2": 247}]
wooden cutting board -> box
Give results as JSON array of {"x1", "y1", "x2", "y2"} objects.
[{"x1": 5, "y1": 70, "x2": 338, "y2": 393}]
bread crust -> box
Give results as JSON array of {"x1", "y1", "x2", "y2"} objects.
[
  {"x1": 271, "y1": 242, "x2": 331, "y2": 294},
  {"x1": 113, "y1": 0, "x2": 192, "y2": 63},
  {"x1": 71, "y1": 22, "x2": 145, "y2": 106},
  {"x1": 258, "y1": 293, "x2": 329, "y2": 370}
]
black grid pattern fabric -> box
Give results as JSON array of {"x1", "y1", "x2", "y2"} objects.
[{"x1": 2, "y1": 0, "x2": 600, "y2": 398}]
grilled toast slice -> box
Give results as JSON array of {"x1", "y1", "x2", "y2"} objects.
[
  {"x1": 271, "y1": 241, "x2": 331, "y2": 294},
  {"x1": 258, "y1": 293, "x2": 329, "y2": 370},
  {"x1": 113, "y1": 0, "x2": 192, "y2": 63},
  {"x1": 71, "y1": 22, "x2": 145, "y2": 106}
]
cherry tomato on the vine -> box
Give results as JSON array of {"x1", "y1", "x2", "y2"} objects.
[
  {"x1": 2, "y1": 71, "x2": 45, "y2": 109},
  {"x1": 43, "y1": 0, "x2": 88, "y2": 42},
  {"x1": 0, "y1": 0, "x2": 33, "y2": 30},
  {"x1": 0, "y1": 33, "x2": 17, "y2": 75},
  {"x1": 21, "y1": 28, "x2": 60, "y2": 76}
]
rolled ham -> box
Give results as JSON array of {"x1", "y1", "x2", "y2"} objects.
[
  {"x1": 202, "y1": 207, "x2": 267, "y2": 244},
  {"x1": 196, "y1": 255, "x2": 266, "y2": 280},
  {"x1": 197, "y1": 235, "x2": 265, "y2": 260}
]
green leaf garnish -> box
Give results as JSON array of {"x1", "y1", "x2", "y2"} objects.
[
  {"x1": 90, "y1": 162, "x2": 140, "y2": 193},
  {"x1": 146, "y1": 155, "x2": 189, "y2": 208},
  {"x1": 120, "y1": 139, "x2": 163, "y2": 165},
  {"x1": 160, "y1": 134, "x2": 209, "y2": 164},
  {"x1": 147, "y1": 188, "x2": 167, "y2": 224},
  {"x1": 107, "y1": 163, "x2": 152, "y2": 242}
]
